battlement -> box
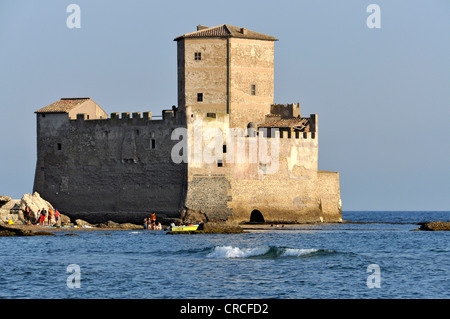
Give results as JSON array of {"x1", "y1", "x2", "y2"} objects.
[
  {"x1": 70, "y1": 107, "x2": 181, "y2": 126},
  {"x1": 257, "y1": 128, "x2": 316, "y2": 140},
  {"x1": 258, "y1": 112, "x2": 317, "y2": 140},
  {"x1": 108, "y1": 111, "x2": 154, "y2": 120}
]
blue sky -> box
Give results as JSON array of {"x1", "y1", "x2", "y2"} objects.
[{"x1": 0, "y1": 0, "x2": 449, "y2": 210}]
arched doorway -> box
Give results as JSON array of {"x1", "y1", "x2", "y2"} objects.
[{"x1": 250, "y1": 210, "x2": 265, "y2": 223}]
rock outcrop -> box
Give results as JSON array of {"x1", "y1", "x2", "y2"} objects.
[
  {"x1": 0, "y1": 195, "x2": 21, "y2": 224},
  {"x1": 0, "y1": 192, "x2": 72, "y2": 225},
  {"x1": 0, "y1": 195, "x2": 12, "y2": 205},
  {"x1": 97, "y1": 220, "x2": 142, "y2": 230},
  {"x1": 18, "y1": 192, "x2": 55, "y2": 219},
  {"x1": 0, "y1": 223, "x2": 55, "y2": 236},
  {"x1": 418, "y1": 221, "x2": 450, "y2": 231}
]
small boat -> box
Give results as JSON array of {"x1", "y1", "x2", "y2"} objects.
[{"x1": 169, "y1": 224, "x2": 199, "y2": 232}]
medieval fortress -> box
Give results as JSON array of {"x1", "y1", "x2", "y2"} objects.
[{"x1": 33, "y1": 24, "x2": 342, "y2": 224}]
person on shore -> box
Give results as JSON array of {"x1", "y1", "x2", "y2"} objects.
[
  {"x1": 155, "y1": 222, "x2": 162, "y2": 231},
  {"x1": 35, "y1": 210, "x2": 41, "y2": 225},
  {"x1": 150, "y1": 213, "x2": 156, "y2": 225},
  {"x1": 48, "y1": 209, "x2": 53, "y2": 225},
  {"x1": 143, "y1": 218, "x2": 148, "y2": 229},
  {"x1": 55, "y1": 209, "x2": 60, "y2": 225},
  {"x1": 41, "y1": 209, "x2": 47, "y2": 225},
  {"x1": 24, "y1": 205, "x2": 31, "y2": 225},
  {"x1": 37, "y1": 209, "x2": 46, "y2": 225}
]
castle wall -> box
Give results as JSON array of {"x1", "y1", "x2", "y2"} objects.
[
  {"x1": 33, "y1": 111, "x2": 186, "y2": 224},
  {"x1": 34, "y1": 108, "x2": 341, "y2": 225},
  {"x1": 228, "y1": 132, "x2": 322, "y2": 224},
  {"x1": 229, "y1": 133, "x2": 341, "y2": 223},
  {"x1": 181, "y1": 110, "x2": 342, "y2": 223},
  {"x1": 317, "y1": 170, "x2": 342, "y2": 220}
]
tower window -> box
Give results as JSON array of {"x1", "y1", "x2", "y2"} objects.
[
  {"x1": 217, "y1": 160, "x2": 223, "y2": 167},
  {"x1": 151, "y1": 139, "x2": 156, "y2": 149},
  {"x1": 197, "y1": 93, "x2": 203, "y2": 102},
  {"x1": 194, "y1": 52, "x2": 202, "y2": 60},
  {"x1": 251, "y1": 84, "x2": 257, "y2": 96},
  {"x1": 57, "y1": 143, "x2": 62, "y2": 151}
]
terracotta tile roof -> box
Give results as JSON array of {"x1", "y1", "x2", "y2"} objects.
[
  {"x1": 174, "y1": 24, "x2": 277, "y2": 41},
  {"x1": 35, "y1": 98, "x2": 91, "y2": 113},
  {"x1": 259, "y1": 117, "x2": 311, "y2": 131}
]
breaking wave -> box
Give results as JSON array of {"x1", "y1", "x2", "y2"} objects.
[{"x1": 206, "y1": 246, "x2": 334, "y2": 259}]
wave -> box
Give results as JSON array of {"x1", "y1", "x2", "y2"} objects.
[{"x1": 206, "y1": 245, "x2": 334, "y2": 259}]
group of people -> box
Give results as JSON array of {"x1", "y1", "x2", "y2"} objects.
[
  {"x1": 23, "y1": 205, "x2": 60, "y2": 226},
  {"x1": 143, "y1": 212, "x2": 162, "y2": 230}
]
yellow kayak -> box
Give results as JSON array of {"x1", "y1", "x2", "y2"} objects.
[{"x1": 169, "y1": 225, "x2": 199, "y2": 232}]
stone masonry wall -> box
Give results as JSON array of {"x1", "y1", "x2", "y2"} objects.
[
  {"x1": 33, "y1": 111, "x2": 186, "y2": 224},
  {"x1": 182, "y1": 110, "x2": 342, "y2": 224},
  {"x1": 184, "y1": 175, "x2": 232, "y2": 221}
]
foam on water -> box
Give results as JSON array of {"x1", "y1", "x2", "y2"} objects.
[
  {"x1": 282, "y1": 248, "x2": 319, "y2": 257},
  {"x1": 206, "y1": 246, "x2": 320, "y2": 259}
]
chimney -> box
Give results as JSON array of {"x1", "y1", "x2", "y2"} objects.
[
  {"x1": 197, "y1": 25, "x2": 208, "y2": 31},
  {"x1": 240, "y1": 27, "x2": 247, "y2": 35}
]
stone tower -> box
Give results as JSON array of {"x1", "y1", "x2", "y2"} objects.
[{"x1": 175, "y1": 24, "x2": 277, "y2": 130}]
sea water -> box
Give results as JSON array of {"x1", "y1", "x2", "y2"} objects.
[{"x1": 0, "y1": 211, "x2": 448, "y2": 299}]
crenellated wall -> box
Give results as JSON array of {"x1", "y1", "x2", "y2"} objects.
[
  {"x1": 181, "y1": 108, "x2": 341, "y2": 224},
  {"x1": 33, "y1": 109, "x2": 187, "y2": 224},
  {"x1": 34, "y1": 104, "x2": 341, "y2": 225}
]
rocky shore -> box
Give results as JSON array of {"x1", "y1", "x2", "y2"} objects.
[
  {"x1": 0, "y1": 192, "x2": 245, "y2": 236},
  {"x1": 0, "y1": 221, "x2": 143, "y2": 236},
  {"x1": 0, "y1": 192, "x2": 65, "y2": 225},
  {"x1": 0, "y1": 224, "x2": 57, "y2": 236},
  {"x1": 3, "y1": 192, "x2": 448, "y2": 236},
  {"x1": 0, "y1": 192, "x2": 143, "y2": 236}
]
